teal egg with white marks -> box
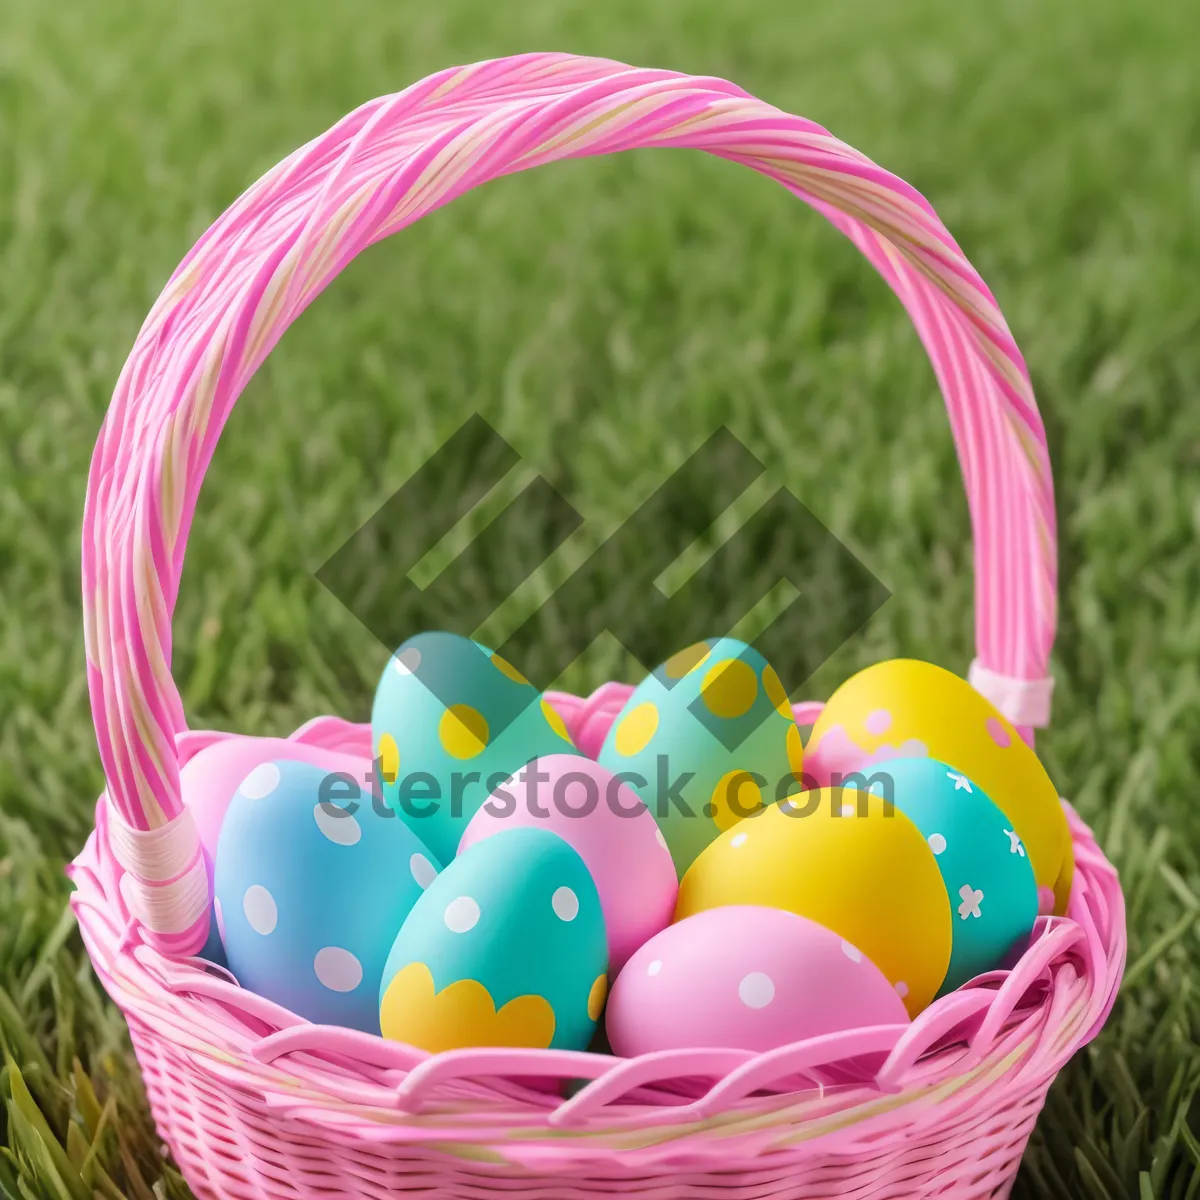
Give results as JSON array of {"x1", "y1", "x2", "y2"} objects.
[
  {"x1": 846, "y1": 755, "x2": 1039, "y2": 995},
  {"x1": 214, "y1": 758, "x2": 439, "y2": 1032},
  {"x1": 371, "y1": 631, "x2": 580, "y2": 864},
  {"x1": 597, "y1": 637, "x2": 802, "y2": 876},
  {"x1": 379, "y1": 827, "x2": 608, "y2": 1052}
]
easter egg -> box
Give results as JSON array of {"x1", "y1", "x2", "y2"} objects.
[
  {"x1": 214, "y1": 758, "x2": 439, "y2": 1032},
  {"x1": 372, "y1": 631, "x2": 580, "y2": 864},
  {"x1": 379, "y1": 828, "x2": 607, "y2": 1053},
  {"x1": 458, "y1": 754, "x2": 678, "y2": 972},
  {"x1": 181, "y1": 735, "x2": 371, "y2": 881},
  {"x1": 597, "y1": 637, "x2": 802, "y2": 877},
  {"x1": 805, "y1": 658, "x2": 1073, "y2": 914},
  {"x1": 197, "y1": 923, "x2": 228, "y2": 967},
  {"x1": 675, "y1": 791, "x2": 950, "y2": 1016},
  {"x1": 181, "y1": 737, "x2": 371, "y2": 968},
  {"x1": 607, "y1": 906, "x2": 909, "y2": 1056},
  {"x1": 846, "y1": 757, "x2": 1039, "y2": 995}
]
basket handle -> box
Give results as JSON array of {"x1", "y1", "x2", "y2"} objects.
[{"x1": 82, "y1": 53, "x2": 1057, "y2": 952}]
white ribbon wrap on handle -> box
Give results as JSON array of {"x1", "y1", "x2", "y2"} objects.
[
  {"x1": 968, "y1": 659, "x2": 1055, "y2": 729},
  {"x1": 107, "y1": 801, "x2": 203, "y2": 882},
  {"x1": 108, "y1": 802, "x2": 212, "y2": 936},
  {"x1": 118, "y1": 860, "x2": 211, "y2": 936}
]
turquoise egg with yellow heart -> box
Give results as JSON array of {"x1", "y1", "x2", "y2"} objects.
[
  {"x1": 842, "y1": 755, "x2": 1039, "y2": 995},
  {"x1": 597, "y1": 636, "x2": 802, "y2": 877},
  {"x1": 371, "y1": 631, "x2": 579, "y2": 865},
  {"x1": 213, "y1": 757, "x2": 440, "y2": 1033},
  {"x1": 379, "y1": 827, "x2": 608, "y2": 1052}
]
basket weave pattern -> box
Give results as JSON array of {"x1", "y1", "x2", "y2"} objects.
[{"x1": 71, "y1": 53, "x2": 1125, "y2": 1199}]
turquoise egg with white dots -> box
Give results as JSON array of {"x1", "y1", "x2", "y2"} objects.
[
  {"x1": 597, "y1": 637, "x2": 802, "y2": 876},
  {"x1": 379, "y1": 827, "x2": 608, "y2": 1053},
  {"x1": 213, "y1": 758, "x2": 440, "y2": 1032},
  {"x1": 372, "y1": 631, "x2": 580, "y2": 864},
  {"x1": 846, "y1": 755, "x2": 1038, "y2": 995}
]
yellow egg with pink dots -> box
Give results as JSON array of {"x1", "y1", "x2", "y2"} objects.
[{"x1": 805, "y1": 659, "x2": 1073, "y2": 915}]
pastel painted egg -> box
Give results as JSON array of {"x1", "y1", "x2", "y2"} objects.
[
  {"x1": 458, "y1": 754, "x2": 678, "y2": 971},
  {"x1": 214, "y1": 758, "x2": 439, "y2": 1032},
  {"x1": 372, "y1": 631, "x2": 580, "y2": 864},
  {"x1": 379, "y1": 827, "x2": 607, "y2": 1053},
  {"x1": 197, "y1": 911, "x2": 228, "y2": 968},
  {"x1": 597, "y1": 637, "x2": 802, "y2": 877},
  {"x1": 675, "y1": 791, "x2": 950, "y2": 1016},
  {"x1": 845, "y1": 757, "x2": 1038, "y2": 994},
  {"x1": 181, "y1": 735, "x2": 371, "y2": 880},
  {"x1": 181, "y1": 736, "x2": 371, "y2": 968},
  {"x1": 805, "y1": 658, "x2": 1073, "y2": 914},
  {"x1": 607, "y1": 906, "x2": 909, "y2": 1056}
]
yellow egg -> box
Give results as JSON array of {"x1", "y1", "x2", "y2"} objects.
[
  {"x1": 805, "y1": 659, "x2": 1073, "y2": 915},
  {"x1": 1052, "y1": 832, "x2": 1074, "y2": 916},
  {"x1": 675, "y1": 793, "x2": 951, "y2": 1017}
]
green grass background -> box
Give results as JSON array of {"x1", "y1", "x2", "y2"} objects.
[{"x1": 2, "y1": 0, "x2": 1198, "y2": 1195}]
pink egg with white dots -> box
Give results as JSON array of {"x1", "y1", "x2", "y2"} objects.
[
  {"x1": 606, "y1": 905, "x2": 909, "y2": 1057},
  {"x1": 458, "y1": 754, "x2": 677, "y2": 972}
]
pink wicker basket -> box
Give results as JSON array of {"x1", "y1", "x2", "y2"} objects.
[{"x1": 70, "y1": 53, "x2": 1125, "y2": 1200}]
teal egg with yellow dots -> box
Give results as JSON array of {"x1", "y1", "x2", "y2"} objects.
[
  {"x1": 371, "y1": 631, "x2": 580, "y2": 864},
  {"x1": 843, "y1": 755, "x2": 1039, "y2": 995},
  {"x1": 597, "y1": 637, "x2": 803, "y2": 877},
  {"x1": 378, "y1": 827, "x2": 608, "y2": 1052}
]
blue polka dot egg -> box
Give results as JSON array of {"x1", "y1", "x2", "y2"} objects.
[
  {"x1": 213, "y1": 757, "x2": 440, "y2": 1033},
  {"x1": 845, "y1": 755, "x2": 1039, "y2": 995},
  {"x1": 372, "y1": 631, "x2": 579, "y2": 864},
  {"x1": 379, "y1": 827, "x2": 608, "y2": 1053},
  {"x1": 597, "y1": 637, "x2": 802, "y2": 876}
]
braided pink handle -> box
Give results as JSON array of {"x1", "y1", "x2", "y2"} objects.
[{"x1": 82, "y1": 53, "x2": 1057, "y2": 952}]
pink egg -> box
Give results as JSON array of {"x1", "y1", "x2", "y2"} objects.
[
  {"x1": 458, "y1": 753, "x2": 677, "y2": 972},
  {"x1": 606, "y1": 906, "x2": 910, "y2": 1056},
  {"x1": 181, "y1": 736, "x2": 372, "y2": 881}
]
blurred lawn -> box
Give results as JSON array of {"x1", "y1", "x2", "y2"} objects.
[{"x1": 2, "y1": 0, "x2": 1199, "y2": 1195}]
